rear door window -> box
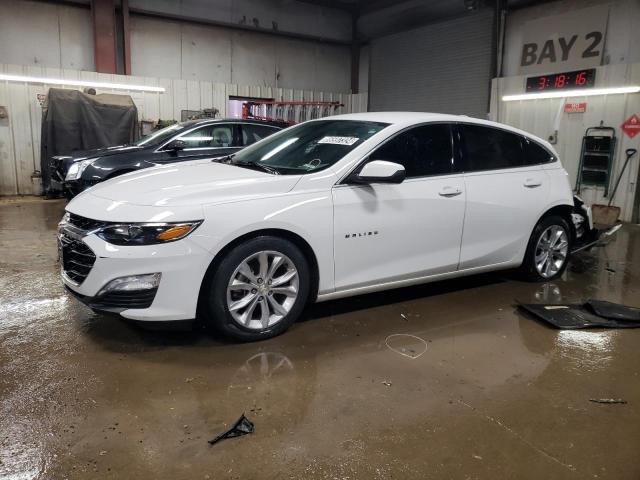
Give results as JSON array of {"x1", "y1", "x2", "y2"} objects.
[
  {"x1": 460, "y1": 124, "x2": 525, "y2": 172},
  {"x1": 524, "y1": 138, "x2": 556, "y2": 165},
  {"x1": 369, "y1": 123, "x2": 455, "y2": 178},
  {"x1": 242, "y1": 124, "x2": 280, "y2": 146},
  {"x1": 178, "y1": 125, "x2": 234, "y2": 149}
]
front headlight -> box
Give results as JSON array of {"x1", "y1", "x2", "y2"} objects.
[
  {"x1": 59, "y1": 211, "x2": 70, "y2": 226},
  {"x1": 96, "y1": 221, "x2": 202, "y2": 246},
  {"x1": 65, "y1": 159, "x2": 94, "y2": 181}
]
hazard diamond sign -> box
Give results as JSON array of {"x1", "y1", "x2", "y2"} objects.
[{"x1": 621, "y1": 114, "x2": 640, "y2": 139}]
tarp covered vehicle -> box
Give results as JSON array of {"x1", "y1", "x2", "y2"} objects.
[{"x1": 41, "y1": 88, "x2": 138, "y2": 196}]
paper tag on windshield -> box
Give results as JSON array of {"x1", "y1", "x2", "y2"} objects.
[{"x1": 318, "y1": 136, "x2": 359, "y2": 146}]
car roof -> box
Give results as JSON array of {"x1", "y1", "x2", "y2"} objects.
[
  {"x1": 322, "y1": 112, "x2": 553, "y2": 150},
  {"x1": 181, "y1": 118, "x2": 287, "y2": 128}
]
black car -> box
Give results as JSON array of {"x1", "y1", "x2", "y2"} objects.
[{"x1": 51, "y1": 119, "x2": 285, "y2": 197}]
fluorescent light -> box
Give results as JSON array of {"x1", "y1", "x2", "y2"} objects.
[
  {"x1": 0, "y1": 73, "x2": 165, "y2": 93},
  {"x1": 502, "y1": 86, "x2": 640, "y2": 101}
]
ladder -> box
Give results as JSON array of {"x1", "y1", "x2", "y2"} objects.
[{"x1": 241, "y1": 101, "x2": 344, "y2": 125}]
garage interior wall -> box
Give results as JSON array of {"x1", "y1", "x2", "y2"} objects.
[
  {"x1": 0, "y1": 0, "x2": 95, "y2": 71},
  {"x1": 368, "y1": 9, "x2": 494, "y2": 117},
  {"x1": 492, "y1": 0, "x2": 640, "y2": 223},
  {"x1": 0, "y1": 63, "x2": 368, "y2": 196},
  {"x1": 490, "y1": 62, "x2": 640, "y2": 222},
  {"x1": 128, "y1": 15, "x2": 351, "y2": 93},
  {"x1": 501, "y1": 0, "x2": 640, "y2": 77},
  {"x1": 0, "y1": 0, "x2": 353, "y2": 93}
]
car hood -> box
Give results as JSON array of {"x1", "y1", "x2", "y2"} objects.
[
  {"x1": 77, "y1": 159, "x2": 302, "y2": 207},
  {"x1": 57, "y1": 144, "x2": 145, "y2": 162}
]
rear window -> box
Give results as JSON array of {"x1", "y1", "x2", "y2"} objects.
[{"x1": 460, "y1": 124, "x2": 525, "y2": 171}]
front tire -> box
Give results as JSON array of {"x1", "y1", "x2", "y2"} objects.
[
  {"x1": 519, "y1": 215, "x2": 572, "y2": 282},
  {"x1": 201, "y1": 236, "x2": 310, "y2": 342}
]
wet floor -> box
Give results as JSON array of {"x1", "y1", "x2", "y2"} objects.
[{"x1": 1, "y1": 197, "x2": 639, "y2": 479}]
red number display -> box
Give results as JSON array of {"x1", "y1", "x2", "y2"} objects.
[{"x1": 526, "y1": 69, "x2": 595, "y2": 92}]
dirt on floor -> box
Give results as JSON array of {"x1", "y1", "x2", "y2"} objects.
[{"x1": 1, "y1": 197, "x2": 639, "y2": 480}]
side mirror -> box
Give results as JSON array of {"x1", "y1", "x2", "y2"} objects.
[
  {"x1": 166, "y1": 139, "x2": 186, "y2": 152},
  {"x1": 351, "y1": 160, "x2": 406, "y2": 184}
]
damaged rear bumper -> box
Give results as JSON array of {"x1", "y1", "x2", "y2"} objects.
[
  {"x1": 571, "y1": 223, "x2": 622, "y2": 253},
  {"x1": 571, "y1": 195, "x2": 621, "y2": 253}
]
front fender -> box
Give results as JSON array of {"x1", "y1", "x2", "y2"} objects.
[{"x1": 202, "y1": 192, "x2": 335, "y2": 295}]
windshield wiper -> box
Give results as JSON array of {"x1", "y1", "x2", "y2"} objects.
[
  {"x1": 211, "y1": 153, "x2": 235, "y2": 164},
  {"x1": 233, "y1": 161, "x2": 280, "y2": 175}
]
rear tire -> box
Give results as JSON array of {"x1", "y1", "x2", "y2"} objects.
[
  {"x1": 519, "y1": 215, "x2": 572, "y2": 282},
  {"x1": 201, "y1": 236, "x2": 310, "y2": 342}
]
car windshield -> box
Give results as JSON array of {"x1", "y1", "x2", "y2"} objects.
[
  {"x1": 230, "y1": 120, "x2": 388, "y2": 174},
  {"x1": 133, "y1": 123, "x2": 184, "y2": 146}
]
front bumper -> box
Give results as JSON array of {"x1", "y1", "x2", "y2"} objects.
[
  {"x1": 65, "y1": 284, "x2": 158, "y2": 314},
  {"x1": 61, "y1": 232, "x2": 213, "y2": 321}
]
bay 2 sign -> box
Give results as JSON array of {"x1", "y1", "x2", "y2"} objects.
[{"x1": 519, "y1": 5, "x2": 608, "y2": 75}]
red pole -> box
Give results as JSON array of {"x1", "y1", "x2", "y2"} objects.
[{"x1": 91, "y1": 0, "x2": 117, "y2": 74}]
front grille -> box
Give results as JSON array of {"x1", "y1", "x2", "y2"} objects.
[
  {"x1": 68, "y1": 213, "x2": 111, "y2": 231},
  {"x1": 60, "y1": 234, "x2": 96, "y2": 284},
  {"x1": 50, "y1": 157, "x2": 66, "y2": 183}
]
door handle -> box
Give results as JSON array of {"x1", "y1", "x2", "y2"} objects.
[
  {"x1": 524, "y1": 178, "x2": 543, "y2": 188},
  {"x1": 438, "y1": 186, "x2": 463, "y2": 197}
]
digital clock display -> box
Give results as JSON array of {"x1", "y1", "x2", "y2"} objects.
[{"x1": 526, "y1": 69, "x2": 596, "y2": 92}]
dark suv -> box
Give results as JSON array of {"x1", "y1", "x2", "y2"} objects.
[{"x1": 52, "y1": 119, "x2": 285, "y2": 197}]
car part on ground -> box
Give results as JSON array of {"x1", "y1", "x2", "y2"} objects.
[
  {"x1": 586, "y1": 299, "x2": 640, "y2": 321},
  {"x1": 208, "y1": 414, "x2": 255, "y2": 445},
  {"x1": 518, "y1": 301, "x2": 640, "y2": 329}
]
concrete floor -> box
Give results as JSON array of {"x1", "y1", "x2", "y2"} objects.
[{"x1": 1, "y1": 197, "x2": 640, "y2": 480}]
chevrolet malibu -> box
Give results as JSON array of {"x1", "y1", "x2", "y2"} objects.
[{"x1": 59, "y1": 112, "x2": 588, "y2": 341}]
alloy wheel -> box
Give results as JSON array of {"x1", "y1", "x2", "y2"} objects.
[
  {"x1": 226, "y1": 250, "x2": 299, "y2": 330},
  {"x1": 534, "y1": 225, "x2": 569, "y2": 278}
]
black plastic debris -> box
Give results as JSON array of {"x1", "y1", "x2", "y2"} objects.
[
  {"x1": 518, "y1": 303, "x2": 640, "y2": 329},
  {"x1": 587, "y1": 300, "x2": 640, "y2": 322},
  {"x1": 589, "y1": 398, "x2": 627, "y2": 404},
  {"x1": 208, "y1": 414, "x2": 254, "y2": 445}
]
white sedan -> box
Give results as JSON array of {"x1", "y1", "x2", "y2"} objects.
[{"x1": 59, "y1": 112, "x2": 585, "y2": 341}]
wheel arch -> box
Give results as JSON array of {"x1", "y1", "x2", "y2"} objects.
[
  {"x1": 536, "y1": 203, "x2": 576, "y2": 239},
  {"x1": 197, "y1": 228, "x2": 321, "y2": 313}
]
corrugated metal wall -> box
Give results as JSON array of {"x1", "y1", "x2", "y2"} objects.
[
  {"x1": 368, "y1": 9, "x2": 494, "y2": 117},
  {"x1": 490, "y1": 62, "x2": 640, "y2": 222},
  {"x1": 0, "y1": 63, "x2": 368, "y2": 196}
]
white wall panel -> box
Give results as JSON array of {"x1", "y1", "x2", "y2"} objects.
[
  {"x1": 129, "y1": 0, "x2": 351, "y2": 43},
  {"x1": 491, "y1": 62, "x2": 640, "y2": 222},
  {"x1": 0, "y1": 0, "x2": 93, "y2": 71},
  {"x1": 230, "y1": 31, "x2": 277, "y2": 87},
  {"x1": 130, "y1": 16, "x2": 182, "y2": 80},
  {"x1": 128, "y1": 15, "x2": 351, "y2": 93},
  {"x1": 180, "y1": 24, "x2": 232, "y2": 83},
  {"x1": 0, "y1": 63, "x2": 366, "y2": 196}
]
